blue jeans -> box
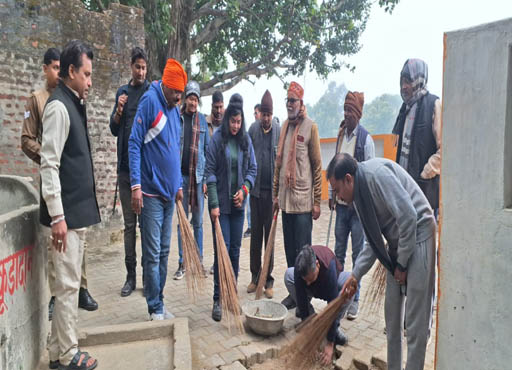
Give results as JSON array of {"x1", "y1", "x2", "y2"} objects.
[
  {"x1": 281, "y1": 211, "x2": 312, "y2": 268},
  {"x1": 213, "y1": 207, "x2": 244, "y2": 302},
  {"x1": 334, "y1": 204, "x2": 364, "y2": 302},
  {"x1": 246, "y1": 194, "x2": 251, "y2": 229},
  {"x1": 141, "y1": 195, "x2": 174, "y2": 314},
  {"x1": 177, "y1": 175, "x2": 204, "y2": 263}
]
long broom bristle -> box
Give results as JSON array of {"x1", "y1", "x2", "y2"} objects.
[
  {"x1": 176, "y1": 200, "x2": 205, "y2": 301},
  {"x1": 361, "y1": 262, "x2": 387, "y2": 315},
  {"x1": 255, "y1": 210, "x2": 278, "y2": 300},
  {"x1": 281, "y1": 294, "x2": 349, "y2": 369},
  {"x1": 214, "y1": 218, "x2": 245, "y2": 333}
]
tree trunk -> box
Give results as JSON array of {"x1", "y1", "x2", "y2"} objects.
[
  {"x1": 167, "y1": 0, "x2": 194, "y2": 77},
  {"x1": 141, "y1": 0, "x2": 165, "y2": 80}
]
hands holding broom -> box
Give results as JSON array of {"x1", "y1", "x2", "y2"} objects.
[
  {"x1": 318, "y1": 278, "x2": 358, "y2": 365},
  {"x1": 341, "y1": 274, "x2": 359, "y2": 299}
]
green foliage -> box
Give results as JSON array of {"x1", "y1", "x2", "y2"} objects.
[
  {"x1": 306, "y1": 82, "x2": 402, "y2": 138},
  {"x1": 306, "y1": 81, "x2": 347, "y2": 138},
  {"x1": 81, "y1": 0, "x2": 400, "y2": 94},
  {"x1": 360, "y1": 93, "x2": 402, "y2": 135}
]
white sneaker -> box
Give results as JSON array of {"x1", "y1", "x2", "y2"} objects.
[
  {"x1": 150, "y1": 313, "x2": 164, "y2": 321},
  {"x1": 164, "y1": 308, "x2": 175, "y2": 320}
]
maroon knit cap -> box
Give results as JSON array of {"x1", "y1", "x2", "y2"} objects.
[
  {"x1": 344, "y1": 91, "x2": 365, "y2": 121},
  {"x1": 260, "y1": 90, "x2": 273, "y2": 114}
]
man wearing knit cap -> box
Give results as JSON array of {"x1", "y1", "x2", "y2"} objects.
[
  {"x1": 328, "y1": 91, "x2": 374, "y2": 320},
  {"x1": 206, "y1": 90, "x2": 225, "y2": 136},
  {"x1": 273, "y1": 81, "x2": 323, "y2": 309},
  {"x1": 247, "y1": 90, "x2": 280, "y2": 298},
  {"x1": 174, "y1": 80, "x2": 210, "y2": 280},
  {"x1": 129, "y1": 58, "x2": 185, "y2": 320}
]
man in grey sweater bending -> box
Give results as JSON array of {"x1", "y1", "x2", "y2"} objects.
[{"x1": 327, "y1": 153, "x2": 436, "y2": 370}]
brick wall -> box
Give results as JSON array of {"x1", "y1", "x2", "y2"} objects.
[{"x1": 0, "y1": 0, "x2": 145, "y2": 230}]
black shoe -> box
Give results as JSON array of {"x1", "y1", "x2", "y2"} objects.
[
  {"x1": 173, "y1": 263, "x2": 185, "y2": 280},
  {"x1": 212, "y1": 300, "x2": 222, "y2": 322},
  {"x1": 243, "y1": 228, "x2": 251, "y2": 238},
  {"x1": 48, "y1": 296, "x2": 55, "y2": 321},
  {"x1": 120, "y1": 278, "x2": 136, "y2": 297},
  {"x1": 78, "y1": 288, "x2": 98, "y2": 311},
  {"x1": 281, "y1": 294, "x2": 297, "y2": 310},
  {"x1": 335, "y1": 328, "x2": 348, "y2": 346},
  {"x1": 295, "y1": 303, "x2": 314, "y2": 318}
]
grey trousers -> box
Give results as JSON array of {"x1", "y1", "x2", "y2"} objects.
[{"x1": 386, "y1": 235, "x2": 436, "y2": 370}]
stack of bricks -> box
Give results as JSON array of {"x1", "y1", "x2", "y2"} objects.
[{"x1": 0, "y1": 0, "x2": 145, "y2": 232}]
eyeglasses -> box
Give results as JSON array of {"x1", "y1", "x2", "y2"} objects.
[{"x1": 285, "y1": 98, "x2": 300, "y2": 104}]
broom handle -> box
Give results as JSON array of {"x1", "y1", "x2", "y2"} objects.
[
  {"x1": 326, "y1": 207, "x2": 334, "y2": 247},
  {"x1": 255, "y1": 209, "x2": 279, "y2": 300}
]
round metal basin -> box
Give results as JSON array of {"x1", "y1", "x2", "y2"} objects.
[{"x1": 242, "y1": 300, "x2": 288, "y2": 336}]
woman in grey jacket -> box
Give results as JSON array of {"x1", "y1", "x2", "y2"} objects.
[{"x1": 205, "y1": 93, "x2": 257, "y2": 321}]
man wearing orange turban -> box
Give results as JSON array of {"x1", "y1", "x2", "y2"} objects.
[
  {"x1": 273, "y1": 80, "x2": 323, "y2": 307},
  {"x1": 328, "y1": 91, "x2": 374, "y2": 321},
  {"x1": 128, "y1": 58, "x2": 186, "y2": 320}
]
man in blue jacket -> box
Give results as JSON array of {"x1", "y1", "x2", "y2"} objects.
[
  {"x1": 174, "y1": 81, "x2": 210, "y2": 280},
  {"x1": 128, "y1": 58, "x2": 186, "y2": 320},
  {"x1": 109, "y1": 47, "x2": 150, "y2": 297}
]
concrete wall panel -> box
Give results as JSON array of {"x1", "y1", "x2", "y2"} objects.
[
  {"x1": 0, "y1": 176, "x2": 46, "y2": 370},
  {"x1": 438, "y1": 17, "x2": 512, "y2": 370}
]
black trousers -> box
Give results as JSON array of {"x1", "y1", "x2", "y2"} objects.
[
  {"x1": 281, "y1": 211, "x2": 312, "y2": 268},
  {"x1": 119, "y1": 171, "x2": 140, "y2": 277},
  {"x1": 249, "y1": 189, "x2": 274, "y2": 288}
]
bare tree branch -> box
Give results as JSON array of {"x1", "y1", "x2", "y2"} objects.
[
  {"x1": 191, "y1": 0, "x2": 226, "y2": 22},
  {"x1": 191, "y1": 0, "x2": 258, "y2": 50}
]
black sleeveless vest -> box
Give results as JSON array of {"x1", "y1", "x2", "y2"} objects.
[
  {"x1": 40, "y1": 82, "x2": 101, "y2": 229},
  {"x1": 393, "y1": 92, "x2": 439, "y2": 209}
]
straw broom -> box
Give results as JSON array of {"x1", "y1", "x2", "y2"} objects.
[
  {"x1": 360, "y1": 262, "x2": 387, "y2": 315},
  {"x1": 255, "y1": 209, "x2": 279, "y2": 300},
  {"x1": 176, "y1": 200, "x2": 205, "y2": 301},
  {"x1": 360, "y1": 241, "x2": 392, "y2": 315},
  {"x1": 281, "y1": 294, "x2": 349, "y2": 369},
  {"x1": 214, "y1": 218, "x2": 244, "y2": 333}
]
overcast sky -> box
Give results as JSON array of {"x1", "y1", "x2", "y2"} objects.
[{"x1": 200, "y1": 0, "x2": 512, "y2": 123}]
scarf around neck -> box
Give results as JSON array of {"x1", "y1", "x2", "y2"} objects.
[{"x1": 276, "y1": 105, "x2": 306, "y2": 189}]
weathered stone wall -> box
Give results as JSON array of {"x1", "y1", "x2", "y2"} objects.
[
  {"x1": 438, "y1": 17, "x2": 512, "y2": 370},
  {"x1": 0, "y1": 0, "x2": 145, "y2": 230}
]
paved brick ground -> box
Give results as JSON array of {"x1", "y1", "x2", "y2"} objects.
[{"x1": 78, "y1": 201, "x2": 435, "y2": 369}]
